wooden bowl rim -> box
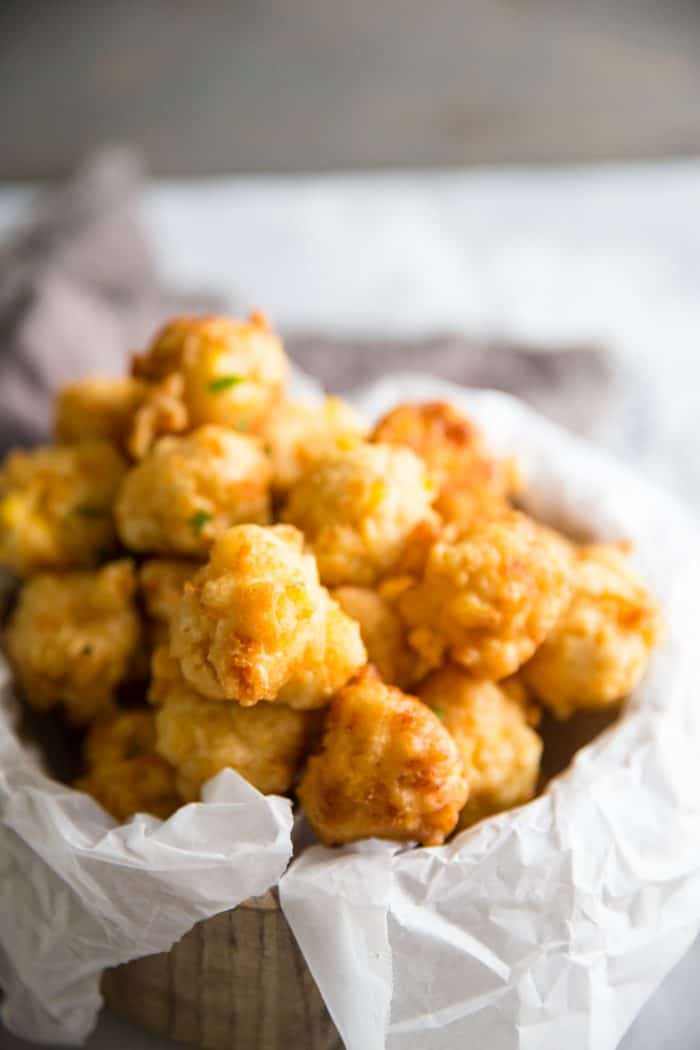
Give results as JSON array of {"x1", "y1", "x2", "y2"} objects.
[{"x1": 239, "y1": 888, "x2": 280, "y2": 911}]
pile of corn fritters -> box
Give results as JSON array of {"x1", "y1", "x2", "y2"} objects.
[{"x1": 0, "y1": 314, "x2": 663, "y2": 845}]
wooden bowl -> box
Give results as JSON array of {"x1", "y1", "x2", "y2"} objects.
[
  {"x1": 102, "y1": 891, "x2": 342, "y2": 1050},
  {"x1": 102, "y1": 711, "x2": 620, "y2": 1049}
]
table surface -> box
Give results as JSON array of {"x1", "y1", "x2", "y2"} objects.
[{"x1": 1, "y1": 162, "x2": 699, "y2": 1050}]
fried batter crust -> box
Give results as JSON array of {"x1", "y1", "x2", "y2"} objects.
[
  {"x1": 418, "y1": 666, "x2": 542, "y2": 828},
  {"x1": 261, "y1": 397, "x2": 366, "y2": 491},
  {"x1": 170, "y1": 524, "x2": 330, "y2": 704},
  {"x1": 76, "y1": 709, "x2": 181, "y2": 821},
  {"x1": 283, "y1": 442, "x2": 437, "y2": 586},
  {"x1": 55, "y1": 377, "x2": 149, "y2": 450},
  {"x1": 0, "y1": 440, "x2": 127, "y2": 575},
  {"x1": 523, "y1": 543, "x2": 663, "y2": 718},
  {"x1": 372, "y1": 401, "x2": 521, "y2": 528},
  {"x1": 154, "y1": 663, "x2": 317, "y2": 799},
  {"x1": 131, "y1": 312, "x2": 288, "y2": 434},
  {"x1": 139, "y1": 558, "x2": 199, "y2": 624},
  {"x1": 332, "y1": 585, "x2": 422, "y2": 687},
  {"x1": 276, "y1": 595, "x2": 367, "y2": 710},
  {"x1": 115, "y1": 425, "x2": 271, "y2": 556},
  {"x1": 5, "y1": 561, "x2": 141, "y2": 725},
  {"x1": 297, "y1": 669, "x2": 468, "y2": 846},
  {"x1": 395, "y1": 512, "x2": 574, "y2": 679}
]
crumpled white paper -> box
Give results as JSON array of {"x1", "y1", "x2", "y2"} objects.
[
  {"x1": 0, "y1": 708, "x2": 294, "y2": 1044},
  {"x1": 280, "y1": 377, "x2": 700, "y2": 1050},
  {"x1": 2, "y1": 377, "x2": 700, "y2": 1050}
]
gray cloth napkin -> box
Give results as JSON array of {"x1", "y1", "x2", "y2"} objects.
[
  {"x1": 0, "y1": 148, "x2": 617, "y2": 453},
  {"x1": 286, "y1": 332, "x2": 617, "y2": 438},
  {"x1": 0, "y1": 148, "x2": 217, "y2": 452}
]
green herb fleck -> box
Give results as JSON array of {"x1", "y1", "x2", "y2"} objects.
[
  {"x1": 81, "y1": 644, "x2": 93, "y2": 656},
  {"x1": 208, "y1": 375, "x2": 245, "y2": 393},
  {"x1": 74, "y1": 504, "x2": 109, "y2": 518},
  {"x1": 433, "y1": 706, "x2": 445, "y2": 721},
  {"x1": 236, "y1": 419, "x2": 251, "y2": 432},
  {"x1": 190, "y1": 510, "x2": 213, "y2": 536}
]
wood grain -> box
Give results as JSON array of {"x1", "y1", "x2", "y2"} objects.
[
  {"x1": 101, "y1": 891, "x2": 342, "y2": 1050},
  {"x1": 2, "y1": 0, "x2": 700, "y2": 176}
]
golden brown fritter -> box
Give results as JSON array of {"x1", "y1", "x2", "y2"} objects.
[
  {"x1": 332, "y1": 585, "x2": 422, "y2": 687},
  {"x1": 170, "y1": 524, "x2": 330, "y2": 704},
  {"x1": 261, "y1": 397, "x2": 367, "y2": 491},
  {"x1": 371, "y1": 401, "x2": 521, "y2": 528},
  {"x1": 126, "y1": 373, "x2": 190, "y2": 459},
  {"x1": 372, "y1": 401, "x2": 477, "y2": 475},
  {"x1": 0, "y1": 441, "x2": 127, "y2": 576},
  {"x1": 499, "y1": 673, "x2": 542, "y2": 727},
  {"x1": 115, "y1": 425, "x2": 271, "y2": 556},
  {"x1": 55, "y1": 376, "x2": 149, "y2": 450},
  {"x1": 5, "y1": 561, "x2": 141, "y2": 726},
  {"x1": 276, "y1": 594, "x2": 366, "y2": 709},
  {"x1": 297, "y1": 669, "x2": 468, "y2": 846},
  {"x1": 54, "y1": 374, "x2": 192, "y2": 462},
  {"x1": 75, "y1": 709, "x2": 181, "y2": 821},
  {"x1": 418, "y1": 666, "x2": 542, "y2": 829},
  {"x1": 139, "y1": 558, "x2": 199, "y2": 627},
  {"x1": 139, "y1": 559, "x2": 200, "y2": 656},
  {"x1": 83, "y1": 707, "x2": 154, "y2": 766},
  {"x1": 394, "y1": 512, "x2": 574, "y2": 680},
  {"x1": 1, "y1": 307, "x2": 668, "y2": 853},
  {"x1": 388, "y1": 517, "x2": 446, "y2": 578},
  {"x1": 522, "y1": 543, "x2": 664, "y2": 718},
  {"x1": 153, "y1": 657, "x2": 317, "y2": 799},
  {"x1": 282, "y1": 442, "x2": 437, "y2": 586},
  {"x1": 130, "y1": 312, "x2": 288, "y2": 434},
  {"x1": 147, "y1": 643, "x2": 183, "y2": 706},
  {"x1": 160, "y1": 579, "x2": 364, "y2": 713}
]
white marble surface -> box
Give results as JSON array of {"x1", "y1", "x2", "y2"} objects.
[{"x1": 1, "y1": 163, "x2": 699, "y2": 1049}]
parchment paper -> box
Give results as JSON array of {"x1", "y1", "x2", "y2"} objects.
[
  {"x1": 280, "y1": 378, "x2": 700, "y2": 1050},
  {"x1": 0, "y1": 722, "x2": 293, "y2": 1044},
  {"x1": 2, "y1": 378, "x2": 700, "y2": 1050}
]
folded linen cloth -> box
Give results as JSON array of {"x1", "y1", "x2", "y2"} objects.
[
  {"x1": 0, "y1": 148, "x2": 619, "y2": 455},
  {"x1": 0, "y1": 148, "x2": 218, "y2": 452},
  {"x1": 286, "y1": 331, "x2": 616, "y2": 437}
]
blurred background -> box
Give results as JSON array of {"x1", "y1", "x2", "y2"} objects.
[
  {"x1": 2, "y1": 8, "x2": 700, "y2": 1048},
  {"x1": 2, "y1": 0, "x2": 700, "y2": 175},
  {"x1": 2, "y1": 0, "x2": 700, "y2": 506}
]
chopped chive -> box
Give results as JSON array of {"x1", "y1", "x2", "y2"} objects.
[
  {"x1": 208, "y1": 375, "x2": 245, "y2": 393},
  {"x1": 433, "y1": 706, "x2": 445, "y2": 721},
  {"x1": 190, "y1": 509, "x2": 213, "y2": 536},
  {"x1": 74, "y1": 504, "x2": 110, "y2": 518}
]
